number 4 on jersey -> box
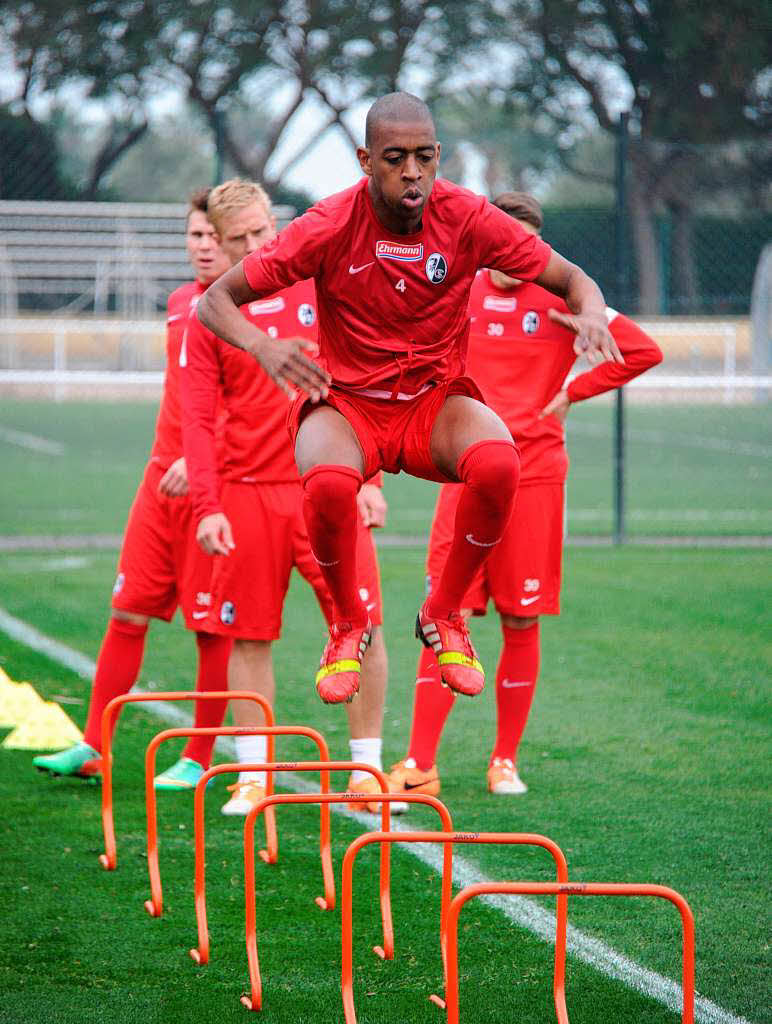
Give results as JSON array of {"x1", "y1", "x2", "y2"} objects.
[{"x1": 395, "y1": 278, "x2": 406, "y2": 292}]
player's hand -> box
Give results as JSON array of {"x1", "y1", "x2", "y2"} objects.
[
  {"x1": 158, "y1": 457, "x2": 189, "y2": 497},
  {"x1": 548, "y1": 309, "x2": 624, "y2": 365},
  {"x1": 197, "y1": 513, "x2": 235, "y2": 556},
  {"x1": 252, "y1": 334, "x2": 331, "y2": 403},
  {"x1": 539, "y1": 389, "x2": 571, "y2": 423},
  {"x1": 357, "y1": 483, "x2": 388, "y2": 528}
]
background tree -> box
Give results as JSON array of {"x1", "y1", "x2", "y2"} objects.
[
  {"x1": 0, "y1": 1, "x2": 494, "y2": 198},
  {"x1": 432, "y1": 89, "x2": 560, "y2": 195},
  {"x1": 504, "y1": 0, "x2": 771, "y2": 311}
]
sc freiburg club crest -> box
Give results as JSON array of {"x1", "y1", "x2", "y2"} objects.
[
  {"x1": 425, "y1": 252, "x2": 448, "y2": 284},
  {"x1": 297, "y1": 302, "x2": 316, "y2": 327}
]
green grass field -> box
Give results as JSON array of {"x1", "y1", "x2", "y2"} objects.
[
  {"x1": 0, "y1": 400, "x2": 770, "y2": 1024},
  {"x1": 0, "y1": 398, "x2": 770, "y2": 537}
]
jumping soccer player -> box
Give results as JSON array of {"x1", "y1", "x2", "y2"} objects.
[
  {"x1": 196, "y1": 93, "x2": 623, "y2": 708},
  {"x1": 34, "y1": 191, "x2": 233, "y2": 783},
  {"x1": 182, "y1": 179, "x2": 389, "y2": 814},
  {"x1": 388, "y1": 191, "x2": 663, "y2": 803}
]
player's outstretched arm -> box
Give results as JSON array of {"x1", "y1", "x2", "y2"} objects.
[
  {"x1": 536, "y1": 252, "x2": 624, "y2": 366},
  {"x1": 197, "y1": 262, "x2": 331, "y2": 401}
]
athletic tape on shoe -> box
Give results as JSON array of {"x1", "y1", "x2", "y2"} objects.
[
  {"x1": 436, "y1": 651, "x2": 483, "y2": 672},
  {"x1": 315, "y1": 659, "x2": 362, "y2": 686}
]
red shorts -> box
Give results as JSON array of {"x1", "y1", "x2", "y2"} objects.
[
  {"x1": 288, "y1": 377, "x2": 484, "y2": 482},
  {"x1": 111, "y1": 460, "x2": 214, "y2": 627},
  {"x1": 202, "y1": 480, "x2": 383, "y2": 641},
  {"x1": 426, "y1": 481, "x2": 565, "y2": 617}
]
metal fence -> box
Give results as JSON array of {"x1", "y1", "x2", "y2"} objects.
[{"x1": 0, "y1": 200, "x2": 295, "y2": 315}]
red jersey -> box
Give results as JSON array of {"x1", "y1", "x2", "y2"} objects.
[
  {"x1": 466, "y1": 271, "x2": 663, "y2": 484},
  {"x1": 150, "y1": 280, "x2": 204, "y2": 469},
  {"x1": 181, "y1": 278, "x2": 318, "y2": 522},
  {"x1": 241, "y1": 177, "x2": 551, "y2": 396}
]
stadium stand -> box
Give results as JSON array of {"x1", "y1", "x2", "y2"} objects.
[{"x1": 0, "y1": 200, "x2": 294, "y2": 315}]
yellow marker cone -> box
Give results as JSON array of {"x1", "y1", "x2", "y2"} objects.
[
  {"x1": 0, "y1": 669, "x2": 84, "y2": 750},
  {"x1": 3, "y1": 699, "x2": 83, "y2": 750},
  {"x1": 0, "y1": 679, "x2": 45, "y2": 729}
]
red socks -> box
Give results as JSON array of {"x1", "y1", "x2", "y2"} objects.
[
  {"x1": 426, "y1": 440, "x2": 519, "y2": 619},
  {"x1": 491, "y1": 621, "x2": 540, "y2": 764},
  {"x1": 407, "y1": 646, "x2": 455, "y2": 770},
  {"x1": 83, "y1": 617, "x2": 148, "y2": 750},
  {"x1": 302, "y1": 465, "x2": 368, "y2": 626},
  {"x1": 182, "y1": 632, "x2": 232, "y2": 769}
]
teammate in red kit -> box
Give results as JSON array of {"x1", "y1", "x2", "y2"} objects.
[
  {"x1": 34, "y1": 190, "x2": 233, "y2": 785},
  {"x1": 197, "y1": 93, "x2": 623, "y2": 706},
  {"x1": 388, "y1": 191, "x2": 663, "y2": 802},
  {"x1": 182, "y1": 179, "x2": 389, "y2": 814}
]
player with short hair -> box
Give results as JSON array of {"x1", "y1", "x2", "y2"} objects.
[
  {"x1": 34, "y1": 191, "x2": 233, "y2": 784},
  {"x1": 196, "y1": 93, "x2": 623, "y2": 709},
  {"x1": 182, "y1": 179, "x2": 389, "y2": 815},
  {"x1": 387, "y1": 191, "x2": 663, "y2": 802}
]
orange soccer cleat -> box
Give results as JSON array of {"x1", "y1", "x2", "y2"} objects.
[
  {"x1": 315, "y1": 620, "x2": 372, "y2": 703},
  {"x1": 385, "y1": 758, "x2": 441, "y2": 814},
  {"x1": 415, "y1": 603, "x2": 485, "y2": 696},
  {"x1": 345, "y1": 774, "x2": 384, "y2": 814},
  {"x1": 221, "y1": 780, "x2": 266, "y2": 816},
  {"x1": 487, "y1": 757, "x2": 528, "y2": 795}
]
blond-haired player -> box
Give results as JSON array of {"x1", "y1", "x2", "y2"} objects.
[{"x1": 181, "y1": 180, "x2": 389, "y2": 814}]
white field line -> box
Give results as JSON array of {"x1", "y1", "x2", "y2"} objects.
[
  {"x1": 0, "y1": 425, "x2": 65, "y2": 455},
  {"x1": 0, "y1": 604, "x2": 754, "y2": 1024}
]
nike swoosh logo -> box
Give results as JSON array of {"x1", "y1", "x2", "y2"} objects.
[
  {"x1": 192, "y1": 611, "x2": 208, "y2": 619},
  {"x1": 349, "y1": 262, "x2": 374, "y2": 274},
  {"x1": 404, "y1": 778, "x2": 437, "y2": 790},
  {"x1": 501, "y1": 679, "x2": 531, "y2": 688},
  {"x1": 520, "y1": 595, "x2": 540, "y2": 606},
  {"x1": 465, "y1": 533, "x2": 499, "y2": 547}
]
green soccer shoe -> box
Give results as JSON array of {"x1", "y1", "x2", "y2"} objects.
[
  {"x1": 33, "y1": 741, "x2": 102, "y2": 778},
  {"x1": 154, "y1": 756, "x2": 205, "y2": 791}
]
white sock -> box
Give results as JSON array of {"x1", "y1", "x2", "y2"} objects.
[
  {"x1": 349, "y1": 737, "x2": 382, "y2": 783},
  {"x1": 235, "y1": 734, "x2": 267, "y2": 787}
]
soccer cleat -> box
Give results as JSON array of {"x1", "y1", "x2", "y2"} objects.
[
  {"x1": 415, "y1": 603, "x2": 485, "y2": 696},
  {"x1": 345, "y1": 774, "x2": 386, "y2": 814},
  {"x1": 315, "y1": 619, "x2": 372, "y2": 703},
  {"x1": 385, "y1": 757, "x2": 441, "y2": 814},
  {"x1": 221, "y1": 780, "x2": 266, "y2": 816},
  {"x1": 154, "y1": 756, "x2": 204, "y2": 791},
  {"x1": 487, "y1": 757, "x2": 528, "y2": 795},
  {"x1": 33, "y1": 741, "x2": 102, "y2": 778}
]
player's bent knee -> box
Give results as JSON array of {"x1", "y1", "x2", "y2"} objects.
[
  {"x1": 111, "y1": 608, "x2": 149, "y2": 627},
  {"x1": 501, "y1": 613, "x2": 538, "y2": 630},
  {"x1": 302, "y1": 465, "x2": 363, "y2": 524},
  {"x1": 458, "y1": 439, "x2": 520, "y2": 504}
]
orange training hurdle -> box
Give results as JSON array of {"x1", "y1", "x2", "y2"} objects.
[
  {"x1": 241, "y1": 790, "x2": 454, "y2": 1012},
  {"x1": 443, "y1": 881, "x2": 695, "y2": 1024},
  {"x1": 144, "y1": 724, "x2": 331, "y2": 917},
  {"x1": 189, "y1": 758, "x2": 375, "y2": 965},
  {"x1": 340, "y1": 831, "x2": 570, "y2": 1024},
  {"x1": 98, "y1": 690, "x2": 273, "y2": 870}
]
